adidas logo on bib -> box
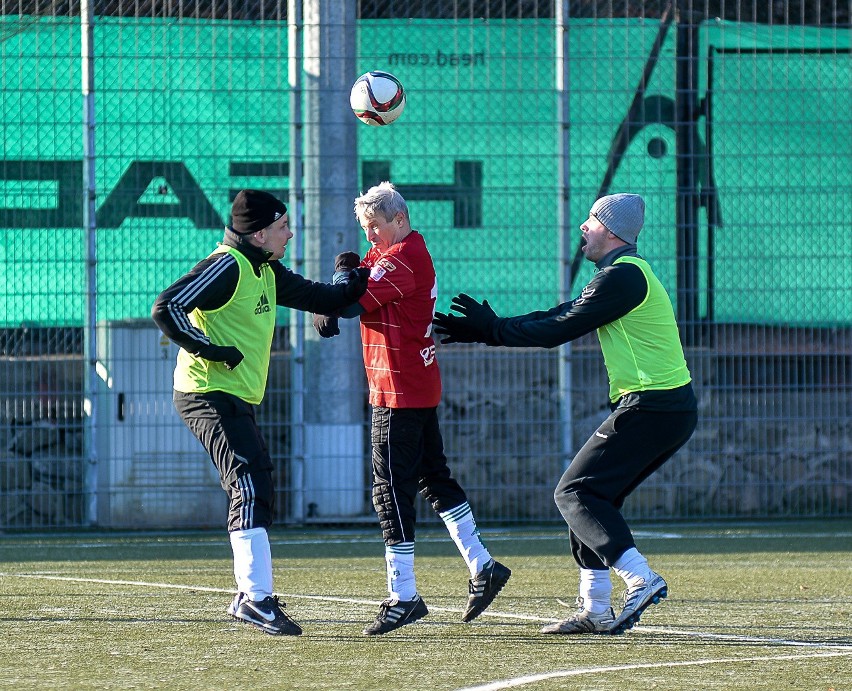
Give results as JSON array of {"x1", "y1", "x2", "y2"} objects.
[{"x1": 255, "y1": 293, "x2": 271, "y2": 314}]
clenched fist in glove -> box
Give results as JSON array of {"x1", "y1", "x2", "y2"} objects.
[
  {"x1": 331, "y1": 252, "x2": 369, "y2": 300},
  {"x1": 334, "y1": 251, "x2": 361, "y2": 273},
  {"x1": 196, "y1": 343, "x2": 244, "y2": 370},
  {"x1": 314, "y1": 252, "x2": 365, "y2": 337},
  {"x1": 312, "y1": 313, "x2": 340, "y2": 338},
  {"x1": 343, "y1": 267, "x2": 371, "y2": 301}
]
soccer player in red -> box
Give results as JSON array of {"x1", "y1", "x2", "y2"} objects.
[{"x1": 313, "y1": 181, "x2": 510, "y2": 635}]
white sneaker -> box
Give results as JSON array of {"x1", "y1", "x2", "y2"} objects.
[
  {"x1": 610, "y1": 572, "x2": 668, "y2": 635},
  {"x1": 540, "y1": 597, "x2": 615, "y2": 634},
  {"x1": 226, "y1": 591, "x2": 246, "y2": 617}
]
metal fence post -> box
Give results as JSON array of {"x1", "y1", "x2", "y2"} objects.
[
  {"x1": 81, "y1": 0, "x2": 99, "y2": 525},
  {"x1": 675, "y1": 2, "x2": 702, "y2": 346},
  {"x1": 301, "y1": 0, "x2": 365, "y2": 520},
  {"x1": 557, "y1": 0, "x2": 574, "y2": 473}
]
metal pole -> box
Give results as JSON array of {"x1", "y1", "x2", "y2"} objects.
[
  {"x1": 81, "y1": 0, "x2": 99, "y2": 524},
  {"x1": 675, "y1": 3, "x2": 701, "y2": 345},
  {"x1": 288, "y1": 0, "x2": 305, "y2": 523},
  {"x1": 556, "y1": 0, "x2": 573, "y2": 472},
  {"x1": 301, "y1": 0, "x2": 364, "y2": 519}
]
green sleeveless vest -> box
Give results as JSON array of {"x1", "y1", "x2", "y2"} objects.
[
  {"x1": 596, "y1": 256, "x2": 691, "y2": 403},
  {"x1": 173, "y1": 246, "x2": 276, "y2": 405}
]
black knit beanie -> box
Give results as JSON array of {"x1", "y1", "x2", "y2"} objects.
[{"x1": 229, "y1": 189, "x2": 287, "y2": 234}]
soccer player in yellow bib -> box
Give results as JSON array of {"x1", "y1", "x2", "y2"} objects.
[
  {"x1": 434, "y1": 193, "x2": 698, "y2": 635},
  {"x1": 153, "y1": 189, "x2": 369, "y2": 635}
]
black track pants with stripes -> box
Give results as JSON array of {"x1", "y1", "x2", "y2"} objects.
[
  {"x1": 174, "y1": 390, "x2": 274, "y2": 532},
  {"x1": 554, "y1": 404, "x2": 698, "y2": 570}
]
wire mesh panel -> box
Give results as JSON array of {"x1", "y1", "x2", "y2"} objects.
[
  {"x1": 0, "y1": 0, "x2": 850, "y2": 529},
  {"x1": 355, "y1": 5, "x2": 562, "y2": 523},
  {"x1": 1, "y1": 5, "x2": 85, "y2": 528},
  {"x1": 694, "y1": 26, "x2": 852, "y2": 518},
  {"x1": 89, "y1": 3, "x2": 298, "y2": 527},
  {"x1": 1, "y1": 1, "x2": 297, "y2": 528},
  {"x1": 563, "y1": 4, "x2": 851, "y2": 520}
]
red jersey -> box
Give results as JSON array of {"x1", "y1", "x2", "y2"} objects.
[{"x1": 358, "y1": 231, "x2": 441, "y2": 408}]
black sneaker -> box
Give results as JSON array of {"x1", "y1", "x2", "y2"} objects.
[
  {"x1": 232, "y1": 595, "x2": 303, "y2": 636},
  {"x1": 362, "y1": 595, "x2": 429, "y2": 635},
  {"x1": 462, "y1": 559, "x2": 511, "y2": 623}
]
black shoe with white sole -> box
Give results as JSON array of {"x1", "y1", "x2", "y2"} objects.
[
  {"x1": 462, "y1": 560, "x2": 511, "y2": 623},
  {"x1": 362, "y1": 595, "x2": 429, "y2": 635},
  {"x1": 232, "y1": 595, "x2": 302, "y2": 636}
]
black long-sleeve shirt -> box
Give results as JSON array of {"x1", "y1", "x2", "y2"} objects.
[
  {"x1": 487, "y1": 245, "x2": 695, "y2": 411},
  {"x1": 151, "y1": 230, "x2": 357, "y2": 356},
  {"x1": 489, "y1": 245, "x2": 646, "y2": 348}
]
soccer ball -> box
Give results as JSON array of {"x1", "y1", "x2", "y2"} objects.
[{"x1": 349, "y1": 71, "x2": 406, "y2": 126}]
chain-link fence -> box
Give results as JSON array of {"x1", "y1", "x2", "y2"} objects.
[{"x1": 1, "y1": 1, "x2": 850, "y2": 529}]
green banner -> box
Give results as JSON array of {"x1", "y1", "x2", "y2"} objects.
[{"x1": 0, "y1": 18, "x2": 848, "y2": 327}]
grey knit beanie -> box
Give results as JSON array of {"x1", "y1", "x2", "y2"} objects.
[{"x1": 590, "y1": 193, "x2": 645, "y2": 244}]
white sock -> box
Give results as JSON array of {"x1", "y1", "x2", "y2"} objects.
[
  {"x1": 612, "y1": 547, "x2": 654, "y2": 589},
  {"x1": 439, "y1": 502, "x2": 492, "y2": 577},
  {"x1": 578, "y1": 568, "x2": 613, "y2": 614},
  {"x1": 386, "y1": 542, "x2": 417, "y2": 601},
  {"x1": 230, "y1": 527, "x2": 273, "y2": 601}
]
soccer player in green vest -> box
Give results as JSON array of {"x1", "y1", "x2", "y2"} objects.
[
  {"x1": 152, "y1": 189, "x2": 369, "y2": 635},
  {"x1": 433, "y1": 193, "x2": 698, "y2": 635}
]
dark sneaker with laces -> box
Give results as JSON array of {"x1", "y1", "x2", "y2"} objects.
[
  {"x1": 232, "y1": 595, "x2": 302, "y2": 636},
  {"x1": 462, "y1": 559, "x2": 511, "y2": 623},
  {"x1": 610, "y1": 572, "x2": 668, "y2": 635},
  {"x1": 362, "y1": 595, "x2": 428, "y2": 635}
]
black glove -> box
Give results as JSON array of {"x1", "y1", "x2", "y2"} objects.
[
  {"x1": 312, "y1": 313, "x2": 340, "y2": 338},
  {"x1": 196, "y1": 343, "x2": 244, "y2": 370},
  {"x1": 344, "y1": 267, "x2": 371, "y2": 301},
  {"x1": 334, "y1": 251, "x2": 361, "y2": 273},
  {"x1": 449, "y1": 293, "x2": 498, "y2": 334},
  {"x1": 432, "y1": 311, "x2": 486, "y2": 344}
]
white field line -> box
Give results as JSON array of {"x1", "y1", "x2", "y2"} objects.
[
  {"x1": 2, "y1": 573, "x2": 545, "y2": 622},
  {"x1": 453, "y1": 650, "x2": 852, "y2": 691},
  {"x1": 5, "y1": 573, "x2": 852, "y2": 651},
  {"x1": 0, "y1": 530, "x2": 850, "y2": 550}
]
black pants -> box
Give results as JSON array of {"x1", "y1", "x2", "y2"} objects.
[
  {"x1": 174, "y1": 390, "x2": 274, "y2": 532},
  {"x1": 371, "y1": 406, "x2": 468, "y2": 545},
  {"x1": 554, "y1": 405, "x2": 698, "y2": 570}
]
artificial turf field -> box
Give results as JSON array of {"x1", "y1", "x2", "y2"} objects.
[{"x1": 1, "y1": 520, "x2": 850, "y2": 690}]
